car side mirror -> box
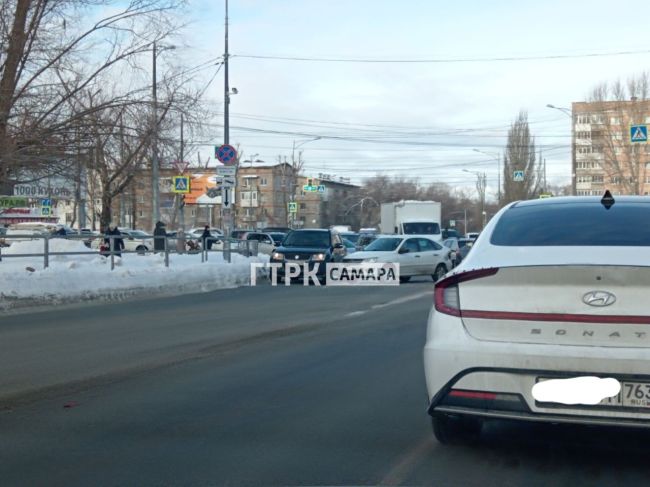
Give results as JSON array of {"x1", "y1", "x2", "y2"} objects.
[
  {"x1": 398, "y1": 247, "x2": 409, "y2": 254},
  {"x1": 334, "y1": 243, "x2": 344, "y2": 249}
]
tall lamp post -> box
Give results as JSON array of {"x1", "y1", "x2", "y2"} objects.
[
  {"x1": 547, "y1": 104, "x2": 574, "y2": 195},
  {"x1": 472, "y1": 149, "x2": 501, "y2": 204},
  {"x1": 151, "y1": 41, "x2": 176, "y2": 227},
  {"x1": 463, "y1": 169, "x2": 487, "y2": 229}
]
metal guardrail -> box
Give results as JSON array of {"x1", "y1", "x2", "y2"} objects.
[{"x1": 0, "y1": 233, "x2": 259, "y2": 271}]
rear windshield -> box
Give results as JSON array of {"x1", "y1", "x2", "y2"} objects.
[{"x1": 491, "y1": 202, "x2": 650, "y2": 246}]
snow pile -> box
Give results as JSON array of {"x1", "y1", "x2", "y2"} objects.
[{"x1": 0, "y1": 244, "x2": 268, "y2": 308}]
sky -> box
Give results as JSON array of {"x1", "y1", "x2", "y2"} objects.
[{"x1": 164, "y1": 0, "x2": 650, "y2": 200}]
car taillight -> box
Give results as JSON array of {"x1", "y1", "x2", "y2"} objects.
[{"x1": 434, "y1": 268, "x2": 499, "y2": 316}]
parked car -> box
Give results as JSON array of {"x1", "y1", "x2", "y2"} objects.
[
  {"x1": 344, "y1": 234, "x2": 451, "y2": 283},
  {"x1": 243, "y1": 232, "x2": 280, "y2": 255},
  {"x1": 465, "y1": 232, "x2": 480, "y2": 240},
  {"x1": 269, "y1": 229, "x2": 347, "y2": 282},
  {"x1": 230, "y1": 229, "x2": 248, "y2": 240},
  {"x1": 4, "y1": 222, "x2": 59, "y2": 243},
  {"x1": 457, "y1": 237, "x2": 474, "y2": 262},
  {"x1": 262, "y1": 227, "x2": 291, "y2": 234},
  {"x1": 424, "y1": 195, "x2": 650, "y2": 444},
  {"x1": 443, "y1": 238, "x2": 461, "y2": 267},
  {"x1": 90, "y1": 228, "x2": 154, "y2": 253}
]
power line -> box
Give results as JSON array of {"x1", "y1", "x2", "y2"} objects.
[{"x1": 232, "y1": 48, "x2": 650, "y2": 64}]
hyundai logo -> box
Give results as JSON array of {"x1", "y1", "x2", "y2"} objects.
[{"x1": 582, "y1": 290, "x2": 616, "y2": 307}]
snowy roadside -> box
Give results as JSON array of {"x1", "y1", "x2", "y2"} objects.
[{"x1": 0, "y1": 239, "x2": 268, "y2": 311}]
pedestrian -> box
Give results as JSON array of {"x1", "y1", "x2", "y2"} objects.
[
  {"x1": 175, "y1": 228, "x2": 186, "y2": 254},
  {"x1": 153, "y1": 221, "x2": 167, "y2": 252},
  {"x1": 201, "y1": 225, "x2": 213, "y2": 251},
  {"x1": 109, "y1": 225, "x2": 125, "y2": 257}
]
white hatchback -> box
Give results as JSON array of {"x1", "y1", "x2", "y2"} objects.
[
  {"x1": 343, "y1": 234, "x2": 452, "y2": 283},
  {"x1": 424, "y1": 195, "x2": 650, "y2": 444}
]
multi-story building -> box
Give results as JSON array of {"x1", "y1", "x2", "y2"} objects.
[
  {"x1": 234, "y1": 164, "x2": 361, "y2": 230},
  {"x1": 572, "y1": 99, "x2": 650, "y2": 196},
  {"x1": 236, "y1": 162, "x2": 298, "y2": 230}
]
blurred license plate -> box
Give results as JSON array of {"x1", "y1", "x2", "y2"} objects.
[
  {"x1": 600, "y1": 382, "x2": 650, "y2": 408},
  {"x1": 537, "y1": 378, "x2": 650, "y2": 408}
]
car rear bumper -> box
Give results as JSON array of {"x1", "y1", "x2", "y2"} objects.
[{"x1": 424, "y1": 309, "x2": 650, "y2": 426}]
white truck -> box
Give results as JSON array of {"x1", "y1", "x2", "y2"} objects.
[{"x1": 379, "y1": 200, "x2": 443, "y2": 240}]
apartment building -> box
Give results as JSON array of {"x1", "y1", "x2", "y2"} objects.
[{"x1": 572, "y1": 99, "x2": 650, "y2": 196}]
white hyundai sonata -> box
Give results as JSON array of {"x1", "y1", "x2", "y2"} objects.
[{"x1": 424, "y1": 193, "x2": 650, "y2": 444}]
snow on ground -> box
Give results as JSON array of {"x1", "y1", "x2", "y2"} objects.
[{"x1": 0, "y1": 239, "x2": 268, "y2": 309}]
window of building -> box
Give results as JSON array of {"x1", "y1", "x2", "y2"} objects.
[
  {"x1": 139, "y1": 195, "x2": 145, "y2": 203},
  {"x1": 614, "y1": 147, "x2": 623, "y2": 155},
  {"x1": 260, "y1": 178, "x2": 267, "y2": 186},
  {"x1": 138, "y1": 210, "x2": 144, "y2": 218},
  {"x1": 612, "y1": 176, "x2": 622, "y2": 184},
  {"x1": 613, "y1": 132, "x2": 623, "y2": 140},
  {"x1": 576, "y1": 131, "x2": 590, "y2": 139},
  {"x1": 592, "y1": 175, "x2": 604, "y2": 183},
  {"x1": 191, "y1": 209, "x2": 196, "y2": 216},
  {"x1": 300, "y1": 203, "x2": 306, "y2": 209},
  {"x1": 610, "y1": 117, "x2": 620, "y2": 125}
]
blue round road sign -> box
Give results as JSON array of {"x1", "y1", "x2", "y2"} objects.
[{"x1": 216, "y1": 144, "x2": 237, "y2": 164}]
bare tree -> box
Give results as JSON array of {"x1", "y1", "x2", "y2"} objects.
[
  {"x1": 502, "y1": 111, "x2": 542, "y2": 203},
  {"x1": 0, "y1": 0, "x2": 184, "y2": 191}
]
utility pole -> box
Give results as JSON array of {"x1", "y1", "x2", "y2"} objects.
[
  {"x1": 179, "y1": 112, "x2": 185, "y2": 230},
  {"x1": 152, "y1": 40, "x2": 159, "y2": 229},
  {"x1": 222, "y1": 0, "x2": 233, "y2": 235}
]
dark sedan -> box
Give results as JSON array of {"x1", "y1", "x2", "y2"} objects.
[{"x1": 269, "y1": 229, "x2": 347, "y2": 283}]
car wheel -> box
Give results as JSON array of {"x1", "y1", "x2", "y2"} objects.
[
  {"x1": 136, "y1": 245, "x2": 147, "y2": 255},
  {"x1": 431, "y1": 414, "x2": 482, "y2": 445},
  {"x1": 432, "y1": 264, "x2": 447, "y2": 282},
  {"x1": 399, "y1": 276, "x2": 411, "y2": 283}
]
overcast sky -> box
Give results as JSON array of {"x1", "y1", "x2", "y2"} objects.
[{"x1": 169, "y1": 0, "x2": 650, "y2": 200}]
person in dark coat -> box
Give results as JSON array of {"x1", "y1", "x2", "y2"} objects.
[
  {"x1": 153, "y1": 221, "x2": 167, "y2": 252},
  {"x1": 104, "y1": 225, "x2": 124, "y2": 257},
  {"x1": 200, "y1": 225, "x2": 213, "y2": 250}
]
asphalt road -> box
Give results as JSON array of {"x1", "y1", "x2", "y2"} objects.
[{"x1": 2, "y1": 280, "x2": 650, "y2": 486}]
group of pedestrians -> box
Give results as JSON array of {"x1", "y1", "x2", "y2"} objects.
[{"x1": 100, "y1": 222, "x2": 214, "y2": 257}]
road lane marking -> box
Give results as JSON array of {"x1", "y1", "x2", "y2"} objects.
[
  {"x1": 371, "y1": 290, "x2": 432, "y2": 309},
  {"x1": 379, "y1": 436, "x2": 434, "y2": 486},
  {"x1": 343, "y1": 290, "x2": 431, "y2": 319}
]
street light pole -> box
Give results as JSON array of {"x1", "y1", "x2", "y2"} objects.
[
  {"x1": 546, "y1": 104, "x2": 574, "y2": 195},
  {"x1": 152, "y1": 40, "x2": 159, "y2": 227}
]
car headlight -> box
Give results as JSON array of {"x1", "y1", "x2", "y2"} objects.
[
  {"x1": 363, "y1": 257, "x2": 378, "y2": 263},
  {"x1": 311, "y1": 253, "x2": 326, "y2": 261},
  {"x1": 271, "y1": 251, "x2": 284, "y2": 261}
]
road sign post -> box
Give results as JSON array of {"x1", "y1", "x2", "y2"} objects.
[{"x1": 630, "y1": 125, "x2": 648, "y2": 143}]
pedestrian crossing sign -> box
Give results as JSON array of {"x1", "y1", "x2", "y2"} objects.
[
  {"x1": 172, "y1": 176, "x2": 190, "y2": 193},
  {"x1": 41, "y1": 206, "x2": 51, "y2": 216},
  {"x1": 513, "y1": 170, "x2": 525, "y2": 182},
  {"x1": 630, "y1": 125, "x2": 648, "y2": 143}
]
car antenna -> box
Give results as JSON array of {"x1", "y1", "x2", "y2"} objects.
[{"x1": 601, "y1": 189, "x2": 615, "y2": 210}]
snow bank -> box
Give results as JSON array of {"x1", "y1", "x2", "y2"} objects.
[{"x1": 0, "y1": 244, "x2": 268, "y2": 310}]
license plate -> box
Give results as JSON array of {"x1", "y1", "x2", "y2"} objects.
[
  {"x1": 537, "y1": 377, "x2": 650, "y2": 408},
  {"x1": 601, "y1": 382, "x2": 650, "y2": 408}
]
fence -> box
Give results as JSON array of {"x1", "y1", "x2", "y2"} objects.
[{"x1": 0, "y1": 233, "x2": 260, "y2": 271}]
